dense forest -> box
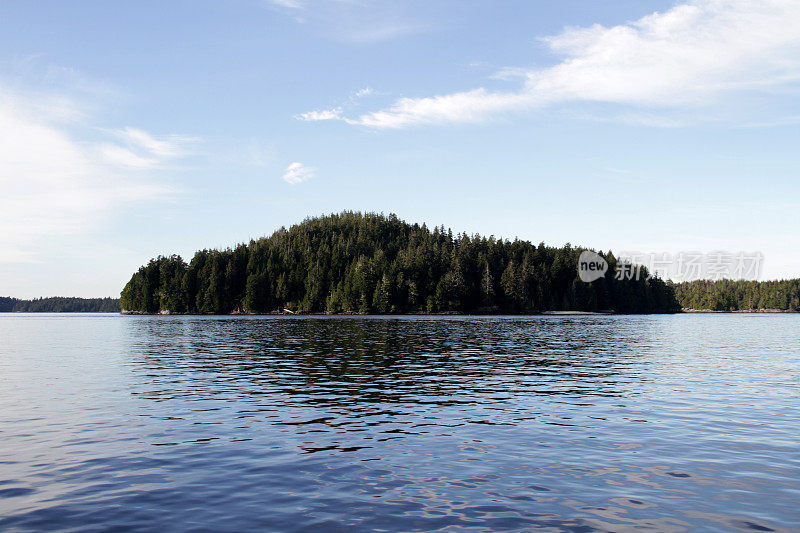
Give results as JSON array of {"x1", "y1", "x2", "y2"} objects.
[
  {"x1": 120, "y1": 212, "x2": 680, "y2": 314},
  {"x1": 675, "y1": 279, "x2": 800, "y2": 311},
  {"x1": 0, "y1": 297, "x2": 120, "y2": 313}
]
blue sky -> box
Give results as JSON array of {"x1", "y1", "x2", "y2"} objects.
[{"x1": 1, "y1": 0, "x2": 799, "y2": 298}]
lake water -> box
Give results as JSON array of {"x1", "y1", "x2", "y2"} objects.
[{"x1": 1, "y1": 314, "x2": 798, "y2": 532}]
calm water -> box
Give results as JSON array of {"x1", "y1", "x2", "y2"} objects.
[{"x1": 1, "y1": 314, "x2": 798, "y2": 532}]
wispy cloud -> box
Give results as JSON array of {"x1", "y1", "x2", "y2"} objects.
[
  {"x1": 96, "y1": 143, "x2": 161, "y2": 169},
  {"x1": 266, "y1": 0, "x2": 304, "y2": 9},
  {"x1": 294, "y1": 87, "x2": 380, "y2": 122},
  {"x1": 296, "y1": 107, "x2": 343, "y2": 122},
  {"x1": 296, "y1": 86, "x2": 379, "y2": 122},
  {"x1": 354, "y1": 87, "x2": 374, "y2": 98},
  {"x1": 265, "y1": 0, "x2": 429, "y2": 43},
  {"x1": 92, "y1": 127, "x2": 199, "y2": 169},
  {"x1": 0, "y1": 86, "x2": 192, "y2": 263},
  {"x1": 341, "y1": 22, "x2": 428, "y2": 44},
  {"x1": 335, "y1": 0, "x2": 800, "y2": 128},
  {"x1": 111, "y1": 127, "x2": 197, "y2": 158},
  {"x1": 281, "y1": 162, "x2": 315, "y2": 184}
]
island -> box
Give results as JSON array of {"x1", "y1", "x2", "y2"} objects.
[
  {"x1": 675, "y1": 279, "x2": 800, "y2": 312},
  {"x1": 0, "y1": 297, "x2": 120, "y2": 313},
  {"x1": 120, "y1": 212, "x2": 680, "y2": 314}
]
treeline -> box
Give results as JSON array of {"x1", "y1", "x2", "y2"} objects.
[
  {"x1": 0, "y1": 297, "x2": 120, "y2": 313},
  {"x1": 675, "y1": 279, "x2": 800, "y2": 311},
  {"x1": 121, "y1": 212, "x2": 679, "y2": 314}
]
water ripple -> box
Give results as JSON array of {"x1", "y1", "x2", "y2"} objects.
[{"x1": 1, "y1": 314, "x2": 798, "y2": 531}]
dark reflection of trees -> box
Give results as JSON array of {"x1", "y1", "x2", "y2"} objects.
[{"x1": 123, "y1": 316, "x2": 655, "y2": 412}]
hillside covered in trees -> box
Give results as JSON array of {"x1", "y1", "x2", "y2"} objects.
[
  {"x1": 120, "y1": 212, "x2": 680, "y2": 314},
  {"x1": 675, "y1": 279, "x2": 800, "y2": 311},
  {"x1": 0, "y1": 297, "x2": 120, "y2": 313}
]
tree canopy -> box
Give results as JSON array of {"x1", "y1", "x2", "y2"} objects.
[
  {"x1": 0, "y1": 297, "x2": 120, "y2": 312},
  {"x1": 674, "y1": 279, "x2": 800, "y2": 311},
  {"x1": 121, "y1": 212, "x2": 680, "y2": 314}
]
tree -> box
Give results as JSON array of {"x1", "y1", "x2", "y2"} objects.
[{"x1": 480, "y1": 261, "x2": 495, "y2": 308}]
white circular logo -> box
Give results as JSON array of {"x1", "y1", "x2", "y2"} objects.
[{"x1": 577, "y1": 250, "x2": 608, "y2": 282}]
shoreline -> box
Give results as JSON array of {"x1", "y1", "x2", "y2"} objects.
[
  {"x1": 120, "y1": 309, "x2": 625, "y2": 316},
  {"x1": 3, "y1": 309, "x2": 797, "y2": 315},
  {"x1": 681, "y1": 308, "x2": 797, "y2": 313},
  {"x1": 116, "y1": 309, "x2": 798, "y2": 316}
]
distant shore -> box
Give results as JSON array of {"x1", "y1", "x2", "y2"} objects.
[
  {"x1": 1, "y1": 296, "x2": 120, "y2": 313},
  {"x1": 681, "y1": 308, "x2": 797, "y2": 313}
]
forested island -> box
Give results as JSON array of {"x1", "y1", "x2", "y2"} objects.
[
  {"x1": 120, "y1": 212, "x2": 680, "y2": 314},
  {"x1": 0, "y1": 297, "x2": 120, "y2": 313},
  {"x1": 675, "y1": 279, "x2": 800, "y2": 311}
]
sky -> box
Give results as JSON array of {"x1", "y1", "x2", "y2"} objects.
[{"x1": 1, "y1": 0, "x2": 799, "y2": 298}]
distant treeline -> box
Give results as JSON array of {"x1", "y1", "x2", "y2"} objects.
[
  {"x1": 120, "y1": 212, "x2": 680, "y2": 314},
  {"x1": 674, "y1": 279, "x2": 800, "y2": 311},
  {"x1": 0, "y1": 297, "x2": 120, "y2": 313}
]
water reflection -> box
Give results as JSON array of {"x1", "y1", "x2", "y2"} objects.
[
  {"x1": 1, "y1": 314, "x2": 797, "y2": 532},
  {"x1": 126, "y1": 317, "x2": 652, "y2": 405}
]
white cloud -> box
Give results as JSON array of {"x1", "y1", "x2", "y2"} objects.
[
  {"x1": 347, "y1": 89, "x2": 531, "y2": 129},
  {"x1": 111, "y1": 127, "x2": 196, "y2": 158},
  {"x1": 281, "y1": 162, "x2": 316, "y2": 184},
  {"x1": 354, "y1": 87, "x2": 374, "y2": 98},
  {"x1": 342, "y1": 0, "x2": 800, "y2": 128},
  {"x1": 296, "y1": 107, "x2": 343, "y2": 121},
  {"x1": 96, "y1": 143, "x2": 160, "y2": 169},
  {"x1": 267, "y1": 0, "x2": 304, "y2": 8},
  {"x1": 342, "y1": 22, "x2": 428, "y2": 44},
  {"x1": 296, "y1": 87, "x2": 382, "y2": 122},
  {"x1": 0, "y1": 88, "x2": 190, "y2": 263},
  {"x1": 265, "y1": 0, "x2": 429, "y2": 43},
  {"x1": 94, "y1": 127, "x2": 199, "y2": 169}
]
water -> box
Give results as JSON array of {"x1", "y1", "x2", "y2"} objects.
[{"x1": 1, "y1": 314, "x2": 798, "y2": 532}]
